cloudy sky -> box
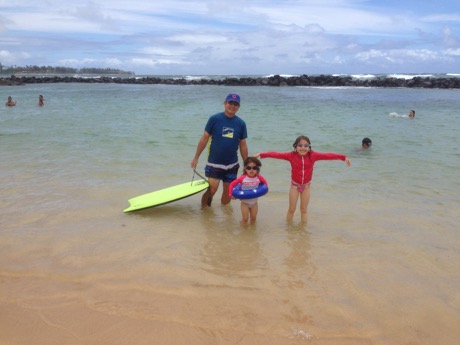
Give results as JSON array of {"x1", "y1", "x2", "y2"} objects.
[{"x1": 1, "y1": 0, "x2": 459, "y2": 75}]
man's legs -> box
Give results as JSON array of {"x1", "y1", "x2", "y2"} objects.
[{"x1": 201, "y1": 177, "x2": 219, "y2": 207}]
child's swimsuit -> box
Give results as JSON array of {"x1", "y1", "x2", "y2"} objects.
[{"x1": 291, "y1": 181, "x2": 311, "y2": 192}]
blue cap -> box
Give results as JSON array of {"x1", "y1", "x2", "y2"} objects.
[{"x1": 225, "y1": 93, "x2": 240, "y2": 104}]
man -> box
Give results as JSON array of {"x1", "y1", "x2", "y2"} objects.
[
  {"x1": 191, "y1": 93, "x2": 248, "y2": 207},
  {"x1": 5, "y1": 96, "x2": 16, "y2": 106}
]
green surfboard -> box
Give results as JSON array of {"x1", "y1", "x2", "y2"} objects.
[{"x1": 123, "y1": 179, "x2": 209, "y2": 213}]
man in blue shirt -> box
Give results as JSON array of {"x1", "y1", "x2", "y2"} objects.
[{"x1": 191, "y1": 93, "x2": 248, "y2": 207}]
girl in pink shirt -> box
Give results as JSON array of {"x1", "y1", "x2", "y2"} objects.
[
  {"x1": 256, "y1": 135, "x2": 351, "y2": 224},
  {"x1": 229, "y1": 157, "x2": 268, "y2": 224}
]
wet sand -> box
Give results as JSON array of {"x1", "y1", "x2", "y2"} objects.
[{"x1": 1, "y1": 194, "x2": 459, "y2": 345}]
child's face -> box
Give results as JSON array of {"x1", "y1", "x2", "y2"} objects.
[
  {"x1": 295, "y1": 140, "x2": 311, "y2": 156},
  {"x1": 244, "y1": 163, "x2": 259, "y2": 177}
]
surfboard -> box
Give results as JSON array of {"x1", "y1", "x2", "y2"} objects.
[{"x1": 123, "y1": 179, "x2": 209, "y2": 213}]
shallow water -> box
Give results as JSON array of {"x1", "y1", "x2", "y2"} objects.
[{"x1": 1, "y1": 83, "x2": 459, "y2": 344}]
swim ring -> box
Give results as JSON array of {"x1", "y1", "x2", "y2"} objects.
[{"x1": 231, "y1": 183, "x2": 268, "y2": 200}]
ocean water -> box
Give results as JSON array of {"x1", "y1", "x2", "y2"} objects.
[{"x1": 1, "y1": 82, "x2": 459, "y2": 344}]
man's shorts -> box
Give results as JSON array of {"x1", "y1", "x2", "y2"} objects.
[{"x1": 204, "y1": 164, "x2": 239, "y2": 183}]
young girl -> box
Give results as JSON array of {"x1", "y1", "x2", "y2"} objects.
[
  {"x1": 229, "y1": 157, "x2": 268, "y2": 224},
  {"x1": 256, "y1": 135, "x2": 351, "y2": 224}
]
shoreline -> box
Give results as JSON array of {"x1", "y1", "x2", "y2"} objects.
[{"x1": 1, "y1": 74, "x2": 460, "y2": 88}]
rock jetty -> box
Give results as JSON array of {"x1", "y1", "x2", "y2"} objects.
[{"x1": 1, "y1": 74, "x2": 460, "y2": 88}]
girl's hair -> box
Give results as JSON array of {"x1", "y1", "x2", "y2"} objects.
[
  {"x1": 292, "y1": 135, "x2": 312, "y2": 150},
  {"x1": 244, "y1": 156, "x2": 262, "y2": 168}
]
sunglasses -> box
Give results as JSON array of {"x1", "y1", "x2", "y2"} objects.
[
  {"x1": 296, "y1": 144, "x2": 311, "y2": 148},
  {"x1": 245, "y1": 166, "x2": 259, "y2": 171},
  {"x1": 227, "y1": 101, "x2": 240, "y2": 106}
]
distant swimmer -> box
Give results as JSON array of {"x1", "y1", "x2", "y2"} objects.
[
  {"x1": 5, "y1": 96, "x2": 16, "y2": 106},
  {"x1": 389, "y1": 110, "x2": 415, "y2": 118},
  {"x1": 361, "y1": 137, "x2": 372, "y2": 149},
  {"x1": 38, "y1": 95, "x2": 44, "y2": 106}
]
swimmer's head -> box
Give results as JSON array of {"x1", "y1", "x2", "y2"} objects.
[{"x1": 362, "y1": 137, "x2": 372, "y2": 148}]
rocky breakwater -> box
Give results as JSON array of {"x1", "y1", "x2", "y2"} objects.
[{"x1": 1, "y1": 74, "x2": 460, "y2": 89}]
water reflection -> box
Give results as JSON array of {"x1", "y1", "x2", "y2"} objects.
[
  {"x1": 285, "y1": 225, "x2": 316, "y2": 288},
  {"x1": 199, "y1": 208, "x2": 267, "y2": 278},
  {"x1": 277, "y1": 224, "x2": 317, "y2": 330}
]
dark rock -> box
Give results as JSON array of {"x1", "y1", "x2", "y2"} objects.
[{"x1": 1, "y1": 74, "x2": 459, "y2": 88}]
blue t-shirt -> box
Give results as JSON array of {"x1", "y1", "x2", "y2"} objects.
[{"x1": 204, "y1": 112, "x2": 247, "y2": 167}]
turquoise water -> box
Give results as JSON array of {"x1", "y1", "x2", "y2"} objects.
[{"x1": 1, "y1": 83, "x2": 459, "y2": 344}]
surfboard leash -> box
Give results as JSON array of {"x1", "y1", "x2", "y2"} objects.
[{"x1": 192, "y1": 169, "x2": 208, "y2": 185}]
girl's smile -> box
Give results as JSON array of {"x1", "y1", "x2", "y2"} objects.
[{"x1": 295, "y1": 142, "x2": 311, "y2": 155}]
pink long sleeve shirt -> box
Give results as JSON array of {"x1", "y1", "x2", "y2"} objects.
[{"x1": 259, "y1": 151, "x2": 347, "y2": 185}]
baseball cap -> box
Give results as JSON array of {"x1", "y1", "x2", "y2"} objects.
[{"x1": 225, "y1": 93, "x2": 240, "y2": 104}]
